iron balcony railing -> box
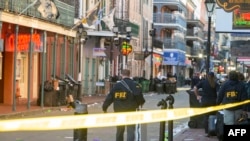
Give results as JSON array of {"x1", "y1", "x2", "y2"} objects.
[
  {"x1": 186, "y1": 29, "x2": 204, "y2": 41},
  {"x1": 114, "y1": 18, "x2": 139, "y2": 37},
  {"x1": 153, "y1": 13, "x2": 186, "y2": 29},
  {"x1": 156, "y1": 37, "x2": 186, "y2": 51},
  {"x1": 186, "y1": 44, "x2": 204, "y2": 56},
  {"x1": 0, "y1": 0, "x2": 75, "y2": 27},
  {"x1": 186, "y1": 46, "x2": 191, "y2": 55},
  {"x1": 154, "y1": 0, "x2": 184, "y2": 3}
]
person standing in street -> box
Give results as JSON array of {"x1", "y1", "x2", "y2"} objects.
[
  {"x1": 194, "y1": 72, "x2": 220, "y2": 137},
  {"x1": 217, "y1": 71, "x2": 248, "y2": 125},
  {"x1": 102, "y1": 69, "x2": 145, "y2": 141},
  {"x1": 191, "y1": 72, "x2": 201, "y2": 89}
]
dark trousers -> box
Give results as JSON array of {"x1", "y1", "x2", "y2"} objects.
[
  {"x1": 116, "y1": 124, "x2": 135, "y2": 141},
  {"x1": 203, "y1": 111, "x2": 216, "y2": 134},
  {"x1": 202, "y1": 101, "x2": 216, "y2": 134}
]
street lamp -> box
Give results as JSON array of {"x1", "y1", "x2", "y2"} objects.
[
  {"x1": 149, "y1": 24, "x2": 156, "y2": 91},
  {"x1": 113, "y1": 26, "x2": 131, "y2": 76},
  {"x1": 76, "y1": 24, "x2": 87, "y2": 101},
  {"x1": 205, "y1": 0, "x2": 215, "y2": 75}
]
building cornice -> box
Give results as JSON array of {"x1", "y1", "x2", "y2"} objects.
[{"x1": 0, "y1": 11, "x2": 76, "y2": 37}]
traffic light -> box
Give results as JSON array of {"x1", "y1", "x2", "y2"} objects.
[{"x1": 121, "y1": 42, "x2": 132, "y2": 56}]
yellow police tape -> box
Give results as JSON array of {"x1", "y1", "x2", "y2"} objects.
[{"x1": 0, "y1": 100, "x2": 250, "y2": 132}]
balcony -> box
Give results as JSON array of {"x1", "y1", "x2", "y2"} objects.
[
  {"x1": 0, "y1": 0, "x2": 75, "y2": 27},
  {"x1": 154, "y1": 0, "x2": 184, "y2": 2},
  {"x1": 191, "y1": 48, "x2": 201, "y2": 56},
  {"x1": 187, "y1": 19, "x2": 204, "y2": 28},
  {"x1": 154, "y1": 0, "x2": 187, "y2": 11},
  {"x1": 186, "y1": 46, "x2": 191, "y2": 55},
  {"x1": 153, "y1": 13, "x2": 186, "y2": 31},
  {"x1": 156, "y1": 37, "x2": 185, "y2": 51},
  {"x1": 186, "y1": 29, "x2": 204, "y2": 42},
  {"x1": 114, "y1": 18, "x2": 139, "y2": 37}
]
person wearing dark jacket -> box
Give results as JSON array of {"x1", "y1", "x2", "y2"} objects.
[
  {"x1": 217, "y1": 71, "x2": 248, "y2": 125},
  {"x1": 102, "y1": 69, "x2": 145, "y2": 141},
  {"x1": 194, "y1": 72, "x2": 220, "y2": 137},
  {"x1": 191, "y1": 72, "x2": 201, "y2": 89}
]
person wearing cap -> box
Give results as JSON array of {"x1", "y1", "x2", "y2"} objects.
[
  {"x1": 102, "y1": 69, "x2": 145, "y2": 141},
  {"x1": 217, "y1": 71, "x2": 248, "y2": 125},
  {"x1": 191, "y1": 72, "x2": 201, "y2": 89},
  {"x1": 194, "y1": 71, "x2": 220, "y2": 137}
]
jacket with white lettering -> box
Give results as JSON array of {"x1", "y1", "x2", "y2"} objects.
[
  {"x1": 217, "y1": 80, "x2": 247, "y2": 110},
  {"x1": 102, "y1": 78, "x2": 145, "y2": 112}
]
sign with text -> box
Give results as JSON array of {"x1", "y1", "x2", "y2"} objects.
[
  {"x1": 217, "y1": 0, "x2": 250, "y2": 12},
  {"x1": 5, "y1": 33, "x2": 43, "y2": 52},
  {"x1": 93, "y1": 48, "x2": 106, "y2": 57},
  {"x1": 230, "y1": 40, "x2": 250, "y2": 56},
  {"x1": 162, "y1": 50, "x2": 185, "y2": 66},
  {"x1": 233, "y1": 9, "x2": 250, "y2": 29},
  {"x1": 224, "y1": 125, "x2": 250, "y2": 140},
  {"x1": 216, "y1": 8, "x2": 250, "y2": 33}
]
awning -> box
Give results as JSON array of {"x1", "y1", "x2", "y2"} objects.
[
  {"x1": 237, "y1": 57, "x2": 250, "y2": 62},
  {"x1": 86, "y1": 30, "x2": 115, "y2": 37}
]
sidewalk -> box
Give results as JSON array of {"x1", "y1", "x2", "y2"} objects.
[
  {"x1": 0, "y1": 94, "x2": 106, "y2": 119},
  {"x1": 0, "y1": 92, "x2": 219, "y2": 141},
  {"x1": 173, "y1": 128, "x2": 218, "y2": 141}
]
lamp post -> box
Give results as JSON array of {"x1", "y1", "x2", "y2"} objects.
[
  {"x1": 76, "y1": 24, "x2": 87, "y2": 101},
  {"x1": 149, "y1": 24, "x2": 156, "y2": 91},
  {"x1": 205, "y1": 0, "x2": 215, "y2": 75},
  {"x1": 113, "y1": 26, "x2": 131, "y2": 76}
]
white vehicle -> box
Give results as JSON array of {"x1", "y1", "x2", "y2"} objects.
[{"x1": 216, "y1": 73, "x2": 228, "y2": 83}]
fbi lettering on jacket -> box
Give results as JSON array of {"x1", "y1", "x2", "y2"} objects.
[
  {"x1": 226, "y1": 91, "x2": 238, "y2": 98},
  {"x1": 115, "y1": 92, "x2": 127, "y2": 99}
]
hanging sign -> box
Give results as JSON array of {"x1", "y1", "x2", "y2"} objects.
[
  {"x1": 162, "y1": 50, "x2": 186, "y2": 66},
  {"x1": 217, "y1": 0, "x2": 250, "y2": 12},
  {"x1": 93, "y1": 48, "x2": 106, "y2": 57}
]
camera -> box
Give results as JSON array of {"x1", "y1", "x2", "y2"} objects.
[
  {"x1": 81, "y1": 37, "x2": 88, "y2": 43},
  {"x1": 114, "y1": 37, "x2": 120, "y2": 46}
]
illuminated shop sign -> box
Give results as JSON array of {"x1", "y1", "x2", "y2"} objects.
[
  {"x1": 5, "y1": 33, "x2": 43, "y2": 52},
  {"x1": 233, "y1": 9, "x2": 250, "y2": 29},
  {"x1": 162, "y1": 50, "x2": 186, "y2": 66},
  {"x1": 217, "y1": 0, "x2": 250, "y2": 29},
  {"x1": 217, "y1": 0, "x2": 250, "y2": 12}
]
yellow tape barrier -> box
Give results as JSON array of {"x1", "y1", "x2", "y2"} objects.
[{"x1": 0, "y1": 100, "x2": 250, "y2": 132}]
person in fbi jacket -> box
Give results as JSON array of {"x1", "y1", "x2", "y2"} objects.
[
  {"x1": 217, "y1": 70, "x2": 248, "y2": 125},
  {"x1": 102, "y1": 69, "x2": 145, "y2": 141}
]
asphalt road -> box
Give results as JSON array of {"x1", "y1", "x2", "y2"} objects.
[{"x1": 0, "y1": 87, "x2": 191, "y2": 141}]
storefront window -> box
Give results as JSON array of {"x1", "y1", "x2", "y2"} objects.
[{"x1": 16, "y1": 53, "x2": 22, "y2": 80}]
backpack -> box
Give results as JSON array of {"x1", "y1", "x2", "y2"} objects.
[{"x1": 120, "y1": 80, "x2": 145, "y2": 107}]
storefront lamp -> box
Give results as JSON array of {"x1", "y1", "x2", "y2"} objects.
[
  {"x1": 205, "y1": 0, "x2": 215, "y2": 75},
  {"x1": 205, "y1": 0, "x2": 216, "y2": 14}
]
